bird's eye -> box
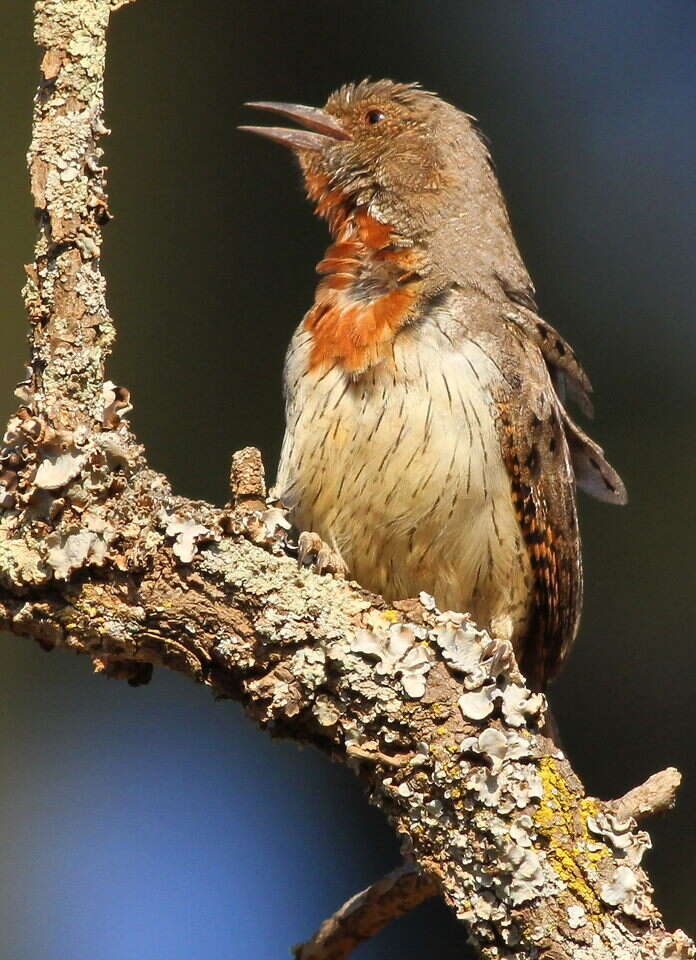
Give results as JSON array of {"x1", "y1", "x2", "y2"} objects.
[{"x1": 366, "y1": 109, "x2": 385, "y2": 125}]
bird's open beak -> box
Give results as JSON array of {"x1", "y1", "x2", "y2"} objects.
[{"x1": 239, "y1": 101, "x2": 350, "y2": 151}]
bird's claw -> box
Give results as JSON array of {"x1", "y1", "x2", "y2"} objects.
[{"x1": 297, "y1": 531, "x2": 348, "y2": 578}]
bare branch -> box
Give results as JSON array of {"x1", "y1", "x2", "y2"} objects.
[
  {"x1": 228, "y1": 446, "x2": 267, "y2": 512},
  {"x1": 609, "y1": 768, "x2": 682, "y2": 824},
  {"x1": 0, "y1": 3, "x2": 692, "y2": 959},
  {"x1": 294, "y1": 863, "x2": 438, "y2": 960}
]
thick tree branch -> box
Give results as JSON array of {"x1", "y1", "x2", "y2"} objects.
[{"x1": 0, "y1": 3, "x2": 693, "y2": 958}]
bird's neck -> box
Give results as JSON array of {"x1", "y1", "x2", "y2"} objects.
[{"x1": 303, "y1": 174, "x2": 425, "y2": 376}]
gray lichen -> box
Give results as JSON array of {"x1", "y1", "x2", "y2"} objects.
[
  {"x1": 459, "y1": 685, "x2": 498, "y2": 720},
  {"x1": 587, "y1": 811, "x2": 652, "y2": 866},
  {"x1": 35, "y1": 448, "x2": 88, "y2": 490},
  {"x1": 46, "y1": 529, "x2": 108, "y2": 579},
  {"x1": 164, "y1": 516, "x2": 214, "y2": 563},
  {"x1": 351, "y1": 623, "x2": 434, "y2": 698}
]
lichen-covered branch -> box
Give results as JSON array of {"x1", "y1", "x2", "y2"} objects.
[
  {"x1": 26, "y1": 0, "x2": 116, "y2": 433},
  {"x1": 0, "y1": 3, "x2": 693, "y2": 959}
]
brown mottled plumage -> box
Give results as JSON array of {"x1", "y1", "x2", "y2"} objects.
[{"x1": 241, "y1": 81, "x2": 626, "y2": 691}]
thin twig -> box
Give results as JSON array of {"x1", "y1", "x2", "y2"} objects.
[{"x1": 294, "y1": 863, "x2": 438, "y2": 960}]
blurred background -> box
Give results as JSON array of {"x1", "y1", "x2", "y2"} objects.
[{"x1": 1, "y1": 1, "x2": 694, "y2": 957}]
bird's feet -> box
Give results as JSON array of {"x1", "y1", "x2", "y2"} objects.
[{"x1": 297, "y1": 531, "x2": 348, "y2": 579}]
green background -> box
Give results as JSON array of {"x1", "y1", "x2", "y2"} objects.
[{"x1": 0, "y1": 2, "x2": 694, "y2": 957}]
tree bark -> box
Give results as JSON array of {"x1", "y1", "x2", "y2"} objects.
[{"x1": 0, "y1": 3, "x2": 692, "y2": 958}]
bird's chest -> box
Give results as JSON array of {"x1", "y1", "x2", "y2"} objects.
[{"x1": 277, "y1": 321, "x2": 531, "y2": 631}]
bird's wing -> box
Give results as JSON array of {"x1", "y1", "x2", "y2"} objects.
[
  {"x1": 562, "y1": 408, "x2": 627, "y2": 505},
  {"x1": 493, "y1": 326, "x2": 583, "y2": 691},
  {"x1": 502, "y1": 300, "x2": 595, "y2": 418},
  {"x1": 500, "y1": 296, "x2": 627, "y2": 507}
]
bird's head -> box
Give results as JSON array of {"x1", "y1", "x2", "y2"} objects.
[
  {"x1": 241, "y1": 80, "x2": 494, "y2": 246},
  {"x1": 240, "y1": 81, "x2": 527, "y2": 373}
]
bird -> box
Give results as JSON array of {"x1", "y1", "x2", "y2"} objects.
[{"x1": 240, "y1": 80, "x2": 627, "y2": 693}]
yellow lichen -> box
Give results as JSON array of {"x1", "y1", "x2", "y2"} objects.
[{"x1": 533, "y1": 757, "x2": 609, "y2": 917}]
